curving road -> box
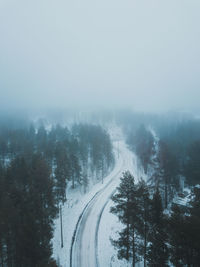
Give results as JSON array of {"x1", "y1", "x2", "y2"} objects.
[{"x1": 70, "y1": 140, "x2": 138, "y2": 267}]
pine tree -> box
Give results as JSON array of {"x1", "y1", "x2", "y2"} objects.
[
  {"x1": 70, "y1": 154, "x2": 81, "y2": 189},
  {"x1": 187, "y1": 187, "x2": 200, "y2": 265},
  {"x1": 54, "y1": 142, "x2": 69, "y2": 202},
  {"x1": 55, "y1": 163, "x2": 67, "y2": 203},
  {"x1": 28, "y1": 154, "x2": 58, "y2": 266},
  {"x1": 136, "y1": 180, "x2": 151, "y2": 267},
  {"x1": 185, "y1": 141, "x2": 200, "y2": 185},
  {"x1": 168, "y1": 204, "x2": 188, "y2": 266},
  {"x1": 82, "y1": 173, "x2": 89, "y2": 193},
  {"x1": 147, "y1": 189, "x2": 169, "y2": 267},
  {"x1": 131, "y1": 125, "x2": 154, "y2": 174},
  {"x1": 158, "y1": 141, "x2": 177, "y2": 208},
  {"x1": 167, "y1": 188, "x2": 200, "y2": 266},
  {"x1": 110, "y1": 171, "x2": 139, "y2": 266}
]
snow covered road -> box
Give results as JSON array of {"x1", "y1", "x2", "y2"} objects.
[{"x1": 70, "y1": 140, "x2": 139, "y2": 267}]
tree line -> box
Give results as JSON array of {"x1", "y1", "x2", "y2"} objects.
[
  {"x1": 126, "y1": 119, "x2": 200, "y2": 208},
  {"x1": 0, "y1": 154, "x2": 58, "y2": 267},
  {"x1": 115, "y1": 114, "x2": 200, "y2": 266},
  {"x1": 127, "y1": 124, "x2": 154, "y2": 174},
  {"x1": 0, "y1": 121, "x2": 114, "y2": 266},
  {"x1": 155, "y1": 119, "x2": 200, "y2": 187},
  {"x1": 111, "y1": 171, "x2": 200, "y2": 267}
]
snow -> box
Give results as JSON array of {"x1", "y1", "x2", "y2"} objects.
[
  {"x1": 52, "y1": 126, "x2": 145, "y2": 267},
  {"x1": 98, "y1": 199, "x2": 144, "y2": 267},
  {"x1": 172, "y1": 187, "x2": 192, "y2": 208},
  {"x1": 52, "y1": 128, "x2": 126, "y2": 266},
  {"x1": 52, "y1": 162, "x2": 122, "y2": 266},
  {"x1": 97, "y1": 138, "x2": 144, "y2": 267}
]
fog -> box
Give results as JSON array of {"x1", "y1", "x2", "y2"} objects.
[{"x1": 0, "y1": 0, "x2": 200, "y2": 112}]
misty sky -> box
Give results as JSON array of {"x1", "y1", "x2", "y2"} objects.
[{"x1": 0, "y1": 0, "x2": 200, "y2": 112}]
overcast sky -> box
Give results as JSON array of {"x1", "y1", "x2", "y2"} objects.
[{"x1": 0, "y1": 0, "x2": 200, "y2": 112}]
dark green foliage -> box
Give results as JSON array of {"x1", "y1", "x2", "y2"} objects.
[
  {"x1": 127, "y1": 125, "x2": 154, "y2": 173},
  {"x1": 111, "y1": 171, "x2": 140, "y2": 266},
  {"x1": 119, "y1": 112, "x2": 200, "y2": 266},
  {"x1": 72, "y1": 124, "x2": 114, "y2": 179},
  {"x1": 155, "y1": 119, "x2": 200, "y2": 187},
  {"x1": 185, "y1": 141, "x2": 200, "y2": 185},
  {"x1": 54, "y1": 141, "x2": 69, "y2": 202},
  {"x1": 0, "y1": 122, "x2": 114, "y2": 198},
  {"x1": 158, "y1": 141, "x2": 179, "y2": 207},
  {"x1": 186, "y1": 187, "x2": 200, "y2": 265},
  {"x1": 136, "y1": 180, "x2": 151, "y2": 267},
  {"x1": 82, "y1": 173, "x2": 89, "y2": 193},
  {"x1": 147, "y1": 189, "x2": 168, "y2": 267},
  {"x1": 110, "y1": 172, "x2": 156, "y2": 266},
  {"x1": 0, "y1": 155, "x2": 58, "y2": 267},
  {"x1": 111, "y1": 176, "x2": 170, "y2": 267},
  {"x1": 168, "y1": 204, "x2": 192, "y2": 266},
  {"x1": 70, "y1": 154, "x2": 81, "y2": 188},
  {"x1": 167, "y1": 187, "x2": 200, "y2": 266},
  {"x1": 0, "y1": 120, "x2": 114, "y2": 266},
  {"x1": 124, "y1": 113, "x2": 200, "y2": 188}
]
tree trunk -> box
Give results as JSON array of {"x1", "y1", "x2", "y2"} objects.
[
  {"x1": 127, "y1": 222, "x2": 130, "y2": 261},
  {"x1": 165, "y1": 182, "x2": 168, "y2": 209},
  {"x1": 144, "y1": 221, "x2": 147, "y2": 267},
  {"x1": 132, "y1": 227, "x2": 135, "y2": 267},
  {"x1": 0, "y1": 244, "x2": 4, "y2": 267},
  {"x1": 60, "y1": 205, "x2": 63, "y2": 248},
  {"x1": 72, "y1": 175, "x2": 75, "y2": 189}
]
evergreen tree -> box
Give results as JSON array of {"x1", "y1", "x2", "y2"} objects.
[
  {"x1": 187, "y1": 187, "x2": 200, "y2": 265},
  {"x1": 110, "y1": 171, "x2": 139, "y2": 266},
  {"x1": 37, "y1": 124, "x2": 47, "y2": 152},
  {"x1": 167, "y1": 188, "x2": 200, "y2": 266},
  {"x1": 0, "y1": 120, "x2": 114, "y2": 266},
  {"x1": 136, "y1": 180, "x2": 151, "y2": 267},
  {"x1": 128, "y1": 125, "x2": 154, "y2": 174},
  {"x1": 147, "y1": 189, "x2": 169, "y2": 267},
  {"x1": 70, "y1": 154, "x2": 81, "y2": 189},
  {"x1": 26, "y1": 154, "x2": 58, "y2": 266},
  {"x1": 168, "y1": 204, "x2": 189, "y2": 266},
  {"x1": 185, "y1": 141, "x2": 200, "y2": 185},
  {"x1": 54, "y1": 142, "x2": 69, "y2": 203},
  {"x1": 159, "y1": 141, "x2": 177, "y2": 208},
  {"x1": 82, "y1": 173, "x2": 89, "y2": 194},
  {"x1": 54, "y1": 163, "x2": 67, "y2": 204},
  {"x1": 0, "y1": 155, "x2": 58, "y2": 266}
]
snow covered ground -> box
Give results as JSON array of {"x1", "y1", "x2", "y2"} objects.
[
  {"x1": 52, "y1": 127, "x2": 143, "y2": 267},
  {"x1": 98, "y1": 200, "x2": 144, "y2": 267},
  {"x1": 98, "y1": 137, "x2": 144, "y2": 267}
]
